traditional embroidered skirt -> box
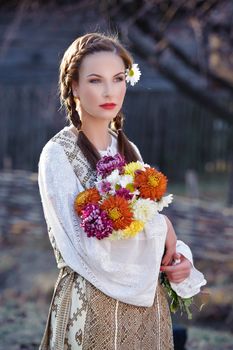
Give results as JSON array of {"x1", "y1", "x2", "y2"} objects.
[{"x1": 39, "y1": 266, "x2": 174, "y2": 350}]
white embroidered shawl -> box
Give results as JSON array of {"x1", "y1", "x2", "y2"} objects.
[{"x1": 38, "y1": 125, "x2": 206, "y2": 306}]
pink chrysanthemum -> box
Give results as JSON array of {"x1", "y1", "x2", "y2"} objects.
[
  {"x1": 115, "y1": 188, "x2": 134, "y2": 200},
  {"x1": 81, "y1": 203, "x2": 113, "y2": 240},
  {"x1": 96, "y1": 153, "x2": 126, "y2": 178}
]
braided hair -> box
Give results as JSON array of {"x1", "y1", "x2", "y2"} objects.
[{"x1": 59, "y1": 32, "x2": 140, "y2": 169}]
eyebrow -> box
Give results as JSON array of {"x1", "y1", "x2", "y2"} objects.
[{"x1": 87, "y1": 72, "x2": 125, "y2": 77}]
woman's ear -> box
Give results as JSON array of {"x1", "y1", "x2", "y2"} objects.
[{"x1": 71, "y1": 81, "x2": 79, "y2": 98}]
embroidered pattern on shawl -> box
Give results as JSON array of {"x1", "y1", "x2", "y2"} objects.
[
  {"x1": 44, "y1": 128, "x2": 96, "y2": 268},
  {"x1": 51, "y1": 129, "x2": 97, "y2": 188}
]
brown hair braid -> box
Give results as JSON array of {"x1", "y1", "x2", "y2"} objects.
[
  {"x1": 58, "y1": 32, "x2": 140, "y2": 168},
  {"x1": 111, "y1": 111, "x2": 140, "y2": 163}
]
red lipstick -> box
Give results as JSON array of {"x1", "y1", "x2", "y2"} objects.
[{"x1": 99, "y1": 103, "x2": 116, "y2": 110}]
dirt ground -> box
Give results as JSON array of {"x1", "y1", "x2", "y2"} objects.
[{"x1": 0, "y1": 170, "x2": 233, "y2": 349}]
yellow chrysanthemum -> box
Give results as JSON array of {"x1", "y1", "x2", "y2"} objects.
[
  {"x1": 124, "y1": 161, "x2": 144, "y2": 177},
  {"x1": 122, "y1": 220, "x2": 144, "y2": 238},
  {"x1": 107, "y1": 220, "x2": 144, "y2": 240}
]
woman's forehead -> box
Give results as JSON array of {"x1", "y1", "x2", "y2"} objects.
[{"x1": 80, "y1": 51, "x2": 125, "y2": 76}]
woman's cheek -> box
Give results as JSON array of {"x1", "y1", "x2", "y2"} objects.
[
  {"x1": 83, "y1": 89, "x2": 98, "y2": 105},
  {"x1": 120, "y1": 85, "x2": 127, "y2": 100}
]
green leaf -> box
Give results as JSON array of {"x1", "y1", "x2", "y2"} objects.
[{"x1": 160, "y1": 274, "x2": 195, "y2": 319}]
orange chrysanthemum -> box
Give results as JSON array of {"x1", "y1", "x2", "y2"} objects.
[
  {"x1": 74, "y1": 188, "x2": 101, "y2": 215},
  {"x1": 134, "y1": 168, "x2": 167, "y2": 200},
  {"x1": 101, "y1": 195, "x2": 133, "y2": 230}
]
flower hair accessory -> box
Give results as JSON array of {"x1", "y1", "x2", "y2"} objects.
[{"x1": 125, "y1": 63, "x2": 141, "y2": 86}]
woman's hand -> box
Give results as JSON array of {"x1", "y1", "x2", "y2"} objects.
[
  {"x1": 160, "y1": 215, "x2": 192, "y2": 284},
  {"x1": 160, "y1": 252, "x2": 192, "y2": 283},
  {"x1": 161, "y1": 216, "x2": 177, "y2": 266}
]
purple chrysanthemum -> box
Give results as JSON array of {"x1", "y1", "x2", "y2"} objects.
[
  {"x1": 98, "y1": 180, "x2": 112, "y2": 194},
  {"x1": 81, "y1": 203, "x2": 113, "y2": 240},
  {"x1": 115, "y1": 188, "x2": 134, "y2": 200},
  {"x1": 96, "y1": 153, "x2": 126, "y2": 178}
]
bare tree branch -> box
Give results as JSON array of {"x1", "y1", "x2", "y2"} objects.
[
  {"x1": 135, "y1": 16, "x2": 233, "y2": 94},
  {"x1": 159, "y1": 0, "x2": 187, "y2": 32},
  {"x1": 121, "y1": 24, "x2": 233, "y2": 125},
  {"x1": 196, "y1": 0, "x2": 219, "y2": 18}
]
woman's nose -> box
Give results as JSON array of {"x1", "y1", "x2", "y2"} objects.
[{"x1": 102, "y1": 82, "x2": 113, "y2": 97}]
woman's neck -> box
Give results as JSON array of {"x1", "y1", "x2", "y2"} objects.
[
  {"x1": 73, "y1": 116, "x2": 112, "y2": 151},
  {"x1": 83, "y1": 125, "x2": 112, "y2": 151}
]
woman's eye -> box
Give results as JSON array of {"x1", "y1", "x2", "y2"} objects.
[
  {"x1": 89, "y1": 79, "x2": 100, "y2": 83},
  {"x1": 89, "y1": 77, "x2": 125, "y2": 83},
  {"x1": 115, "y1": 76, "x2": 125, "y2": 82}
]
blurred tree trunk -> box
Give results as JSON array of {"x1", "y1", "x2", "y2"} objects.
[{"x1": 228, "y1": 154, "x2": 233, "y2": 206}]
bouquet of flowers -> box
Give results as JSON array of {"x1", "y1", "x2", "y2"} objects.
[
  {"x1": 74, "y1": 153, "x2": 206, "y2": 319},
  {"x1": 74, "y1": 153, "x2": 173, "y2": 240}
]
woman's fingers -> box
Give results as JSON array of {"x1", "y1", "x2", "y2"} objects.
[
  {"x1": 173, "y1": 252, "x2": 181, "y2": 261},
  {"x1": 161, "y1": 248, "x2": 174, "y2": 266},
  {"x1": 161, "y1": 255, "x2": 192, "y2": 283},
  {"x1": 161, "y1": 251, "x2": 181, "y2": 268}
]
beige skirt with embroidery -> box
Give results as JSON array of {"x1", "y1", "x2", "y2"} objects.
[{"x1": 39, "y1": 266, "x2": 174, "y2": 350}]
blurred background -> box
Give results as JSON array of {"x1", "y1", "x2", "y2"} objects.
[{"x1": 0, "y1": 0, "x2": 232, "y2": 349}]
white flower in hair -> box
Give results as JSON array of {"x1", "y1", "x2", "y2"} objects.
[{"x1": 125, "y1": 63, "x2": 141, "y2": 86}]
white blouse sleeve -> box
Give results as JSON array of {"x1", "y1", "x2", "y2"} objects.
[{"x1": 170, "y1": 240, "x2": 207, "y2": 298}]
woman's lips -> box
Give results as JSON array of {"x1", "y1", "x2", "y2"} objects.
[{"x1": 99, "y1": 103, "x2": 116, "y2": 110}]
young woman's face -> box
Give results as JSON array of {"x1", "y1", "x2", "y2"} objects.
[{"x1": 72, "y1": 51, "x2": 127, "y2": 122}]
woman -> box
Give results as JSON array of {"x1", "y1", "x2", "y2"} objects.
[{"x1": 38, "y1": 32, "x2": 206, "y2": 350}]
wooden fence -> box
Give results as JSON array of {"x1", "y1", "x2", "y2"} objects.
[{"x1": 0, "y1": 85, "x2": 231, "y2": 181}]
